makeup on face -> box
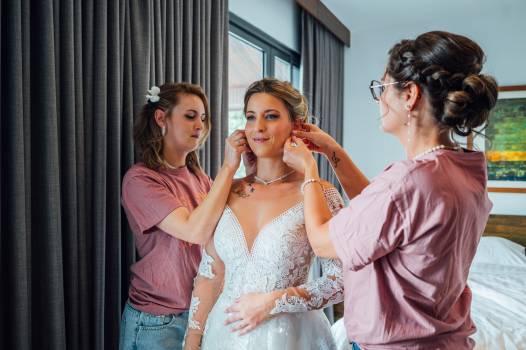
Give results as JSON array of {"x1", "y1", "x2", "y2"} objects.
[{"x1": 245, "y1": 93, "x2": 294, "y2": 140}]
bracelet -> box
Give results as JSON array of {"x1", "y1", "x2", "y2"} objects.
[{"x1": 301, "y1": 178, "x2": 321, "y2": 194}]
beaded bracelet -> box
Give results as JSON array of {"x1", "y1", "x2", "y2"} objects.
[{"x1": 301, "y1": 178, "x2": 322, "y2": 194}]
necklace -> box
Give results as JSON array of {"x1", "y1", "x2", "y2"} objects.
[
  {"x1": 162, "y1": 159, "x2": 184, "y2": 170},
  {"x1": 413, "y1": 144, "x2": 461, "y2": 160},
  {"x1": 254, "y1": 170, "x2": 295, "y2": 186}
]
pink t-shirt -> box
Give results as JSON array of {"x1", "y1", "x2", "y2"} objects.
[
  {"x1": 329, "y1": 149, "x2": 492, "y2": 349},
  {"x1": 122, "y1": 163, "x2": 212, "y2": 316}
]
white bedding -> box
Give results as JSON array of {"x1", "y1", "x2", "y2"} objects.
[{"x1": 331, "y1": 237, "x2": 526, "y2": 350}]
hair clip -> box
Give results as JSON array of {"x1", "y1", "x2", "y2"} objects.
[{"x1": 146, "y1": 86, "x2": 161, "y2": 103}]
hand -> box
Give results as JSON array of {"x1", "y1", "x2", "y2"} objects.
[
  {"x1": 292, "y1": 123, "x2": 338, "y2": 156},
  {"x1": 283, "y1": 136, "x2": 316, "y2": 174},
  {"x1": 224, "y1": 291, "x2": 278, "y2": 335},
  {"x1": 224, "y1": 129, "x2": 250, "y2": 173}
]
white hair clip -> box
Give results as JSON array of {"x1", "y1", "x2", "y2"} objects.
[{"x1": 146, "y1": 86, "x2": 161, "y2": 103}]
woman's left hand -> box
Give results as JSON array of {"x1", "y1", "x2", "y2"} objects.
[
  {"x1": 224, "y1": 291, "x2": 278, "y2": 335},
  {"x1": 283, "y1": 136, "x2": 316, "y2": 174}
]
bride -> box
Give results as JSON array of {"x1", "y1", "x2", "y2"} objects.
[{"x1": 183, "y1": 78, "x2": 345, "y2": 350}]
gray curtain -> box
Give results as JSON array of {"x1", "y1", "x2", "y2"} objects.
[
  {"x1": 301, "y1": 9, "x2": 344, "y2": 192},
  {"x1": 301, "y1": 9, "x2": 345, "y2": 324},
  {"x1": 0, "y1": 1, "x2": 228, "y2": 349}
]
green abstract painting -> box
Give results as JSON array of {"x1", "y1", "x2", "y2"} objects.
[{"x1": 485, "y1": 94, "x2": 526, "y2": 182}]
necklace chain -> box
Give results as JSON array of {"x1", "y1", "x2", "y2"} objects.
[
  {"x1": 162, "y1": 159, "x2": 183, "y2": 170},
  {"x1": 254, "y1": 170, "x2": 295, "y2": 186},
  {"x1": 413, "y1": 144, "x2": 461, "y2": 160}
]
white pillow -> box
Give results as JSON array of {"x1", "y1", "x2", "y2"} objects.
[{"x1": 472, "y1": 236, "x2": 526, "y2": 267}]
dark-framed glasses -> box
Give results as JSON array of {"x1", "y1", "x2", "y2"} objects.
[{"x1": 369, "y1": 80, "x2": 403, "y2": 101}]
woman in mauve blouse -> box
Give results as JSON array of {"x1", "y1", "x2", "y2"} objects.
[{"x1": 283, "y1": 31, "x2": 498, "y2": 350}]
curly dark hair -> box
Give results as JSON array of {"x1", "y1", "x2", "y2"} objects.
[{"x1": 386, "y1": 31, "x2": 498, "y2": 136}]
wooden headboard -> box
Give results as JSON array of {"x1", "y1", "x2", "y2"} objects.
[{"x1": 483, "y1": 214, "x2": 526, "y2": 247}]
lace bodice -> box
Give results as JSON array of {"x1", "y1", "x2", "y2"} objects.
[{"x1": 184, "y1": 187, "x2": 345, "y2": 349}]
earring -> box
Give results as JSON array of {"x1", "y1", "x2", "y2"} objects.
[
  {"x1": 405, "y1": 109, "x2": 412, "y2": 144},
  {"x1": 404, "y1": 105, "x2": 412, "y2": 126},
  {"x1": 161, "y1": 126, "x2": 166, "y2": 136}
]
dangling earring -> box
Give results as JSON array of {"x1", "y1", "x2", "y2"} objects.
[
  {"x1": 161, "y1": 126, "x2": 166, "y2": 136},
  {"x1": 405, "y1": 105, "x2": 412, "y2": 144}
]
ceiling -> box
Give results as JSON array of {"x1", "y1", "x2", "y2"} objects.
[{"x1": 321, "y1": 0, "x2": 520, "y2": 34}]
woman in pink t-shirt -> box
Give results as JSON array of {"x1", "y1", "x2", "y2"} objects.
[
  {"x1": 283, "y1": 31, "x2": 498, "y2": 349},
  {"x1": 120, "y1": 83, "x2": 250, "y2": 350}
]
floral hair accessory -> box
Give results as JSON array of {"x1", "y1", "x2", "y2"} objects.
[{"x1": 146, "y1": 86, "x2": 161, "y2": 103}]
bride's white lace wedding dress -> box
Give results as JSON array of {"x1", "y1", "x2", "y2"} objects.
[{"x1": 184, "y1": 187, "x2": 345, "y2": 350}]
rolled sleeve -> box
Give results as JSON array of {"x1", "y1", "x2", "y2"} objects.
[
  {"x1": 122, "y1": 174, "x2": 185, "y2": 234},
  {"x1": 329, "y1": 186, "x2": 405, "y2": 271}
]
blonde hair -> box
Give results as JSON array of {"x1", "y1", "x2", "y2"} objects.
[
  {"x1": 243, "y1": 78, "x2": 308, "y2": 123},
  {"x1": 133, "y1": 82, "x2": 211, "y2": 174}
]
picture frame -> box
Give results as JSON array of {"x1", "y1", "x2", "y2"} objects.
[{"x1": 468, "y1": 85, "x2": 526, "y2": 193}]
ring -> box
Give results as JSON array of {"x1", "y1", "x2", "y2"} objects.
[{"x1": 290, "y1": 142, "x2": 298, "y2": 147}]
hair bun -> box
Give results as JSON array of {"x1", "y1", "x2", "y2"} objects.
[{"x1": 442, "y1": 74, "x2": 498, "y2": 136}]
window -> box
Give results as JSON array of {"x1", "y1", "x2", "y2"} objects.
[{"x1": 228, "y1": 13, "x2": 300, "y2": 177}]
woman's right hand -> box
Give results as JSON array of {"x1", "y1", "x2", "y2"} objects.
[
  {"x1": 292, "y1": 123, "x2": 338, "y2": 156},
  {"x1": 224, "y1": 129, "x2": 250, "y2": 172}
]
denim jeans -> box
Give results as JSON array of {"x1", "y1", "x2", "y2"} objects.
[
  {"x1": 350, "y1": 341, "x2": 361, "y2": 350},
  {"x1": 119, "y1": 301, "x2": 189, "y2": 350}
]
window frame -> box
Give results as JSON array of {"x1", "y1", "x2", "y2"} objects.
[{"x1": 229, "y1": 12, "x2": 300, "y2": 82}]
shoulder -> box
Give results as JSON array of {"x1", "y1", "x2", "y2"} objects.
[
  {"x1": 230, "y1": 177, "x2": 248, "y2": 191},
  {"x1": 123, "y1": 163, "x2": 157, "y2": 179},
  {"x1": 232, "y1": 177, "x2": 247, "y2": 186},
  {"x1": 122, "y1": 163, "x2": 164, "y2": 188},
  {"x1": 228, "y1": 177, "x2": 253, "y2": 201},
  {"x1": 376, "y1": 159, "x2": 434, "y2": 192},
  {"x1": 376, "y1": 159, "x2": 456, "y2": 212}
]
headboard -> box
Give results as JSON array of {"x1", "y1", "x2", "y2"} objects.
[{"x1": 483, "y1": 214, "x2": 526, "y2": 247}]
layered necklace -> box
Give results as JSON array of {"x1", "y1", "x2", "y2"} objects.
[
  {"x1": 254, "y1": 170, "x2": 296, "y2": 186},
  {"x1": 413, "y1": 144, "x2": 461, "y2": 160}
]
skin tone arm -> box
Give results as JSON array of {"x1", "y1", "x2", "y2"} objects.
[
  {"x1": 283, "y1": 136, "x2": 341, "y2": 258},
  {"x1": 292, "y1": 124, "x2": 369, "y2": 200},
  {"x1": 157, "y1": 130, "x2": 250, "y2": 244}
]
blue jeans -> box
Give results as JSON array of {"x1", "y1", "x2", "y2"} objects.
[{"x1": 119, "y1": 301, "x2": 189, "y2": 350}]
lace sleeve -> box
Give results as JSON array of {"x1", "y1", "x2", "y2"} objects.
[
  {"x1": 183, "y1": 240, "x2": 225, "y2": 350},
  {"x1": 270, "y1": 187, "x2": 345, "y2": 314}
]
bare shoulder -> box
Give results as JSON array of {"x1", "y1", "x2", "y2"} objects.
[{"x1": 231, "y1": 178, "x2": 245, "y2": 187}]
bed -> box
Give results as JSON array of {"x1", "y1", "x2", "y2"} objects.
[{"x1": 331, "y1": 214, "x2": 526, "y2": 350}]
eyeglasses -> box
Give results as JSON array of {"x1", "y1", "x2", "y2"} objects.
[{"x1": 369, "y1": 80, "x2": 403, "y2": 101}]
